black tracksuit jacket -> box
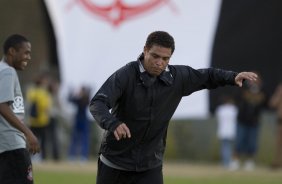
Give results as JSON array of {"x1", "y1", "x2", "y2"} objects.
[{"x1": 89, "y1": 55, "x2": 238, "y2": 171}]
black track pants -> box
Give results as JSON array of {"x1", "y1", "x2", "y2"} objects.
[{"x1": 96, "y1": 159, "x2": 163, "y2": 184}]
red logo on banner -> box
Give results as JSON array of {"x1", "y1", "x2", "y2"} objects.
[{"x1": 66, "y1": 0, "x2": 178, "y2": 26}]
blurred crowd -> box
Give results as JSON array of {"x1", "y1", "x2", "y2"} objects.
[
  {"x1": 215, "y1": 75, "x2": 282, "y2": 171},
  {"x1": 24, "y1": 71, "x2": 98, "y2": 164}
]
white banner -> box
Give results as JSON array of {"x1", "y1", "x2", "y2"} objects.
[{"x1": 44, "y1": 0, "x2": 222, "y2": 119}]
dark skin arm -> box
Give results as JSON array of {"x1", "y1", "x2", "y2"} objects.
[{"x1": 0, "y1": 102, "x2": 40, "y2": 154}]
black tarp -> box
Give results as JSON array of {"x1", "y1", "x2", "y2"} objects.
[{"x1": 210, "y1": 0, "x2": 282, "y2": 112}]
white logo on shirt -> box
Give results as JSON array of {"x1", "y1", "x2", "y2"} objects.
[{"x1": 13, "y1": 96, "x2": 24, "y2": 113}]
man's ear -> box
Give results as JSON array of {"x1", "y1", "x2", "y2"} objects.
[
  {"x1": 8, "y1": 47, "x2": 16, "y2": 55},
  {"x1": 143, "y1": 46, "x2": 148, "y2": 54}
]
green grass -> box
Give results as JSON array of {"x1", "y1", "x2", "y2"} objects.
[
  {"x1": 34, "y1": 170, "x2": 282, "y2": 184},
  {"x1": 33, "y1": 162, "x2": 282, "y2": 184},
  {"x1": 165, "y1": 176, "x2": 282, "y2": 184},
  {"x1": 34, "y1": 171, "x2": 95, "y2": 184}
]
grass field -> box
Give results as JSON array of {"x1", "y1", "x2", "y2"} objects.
[{"x1": 33, "y1": 161, "x2": 282, "y2": 184}]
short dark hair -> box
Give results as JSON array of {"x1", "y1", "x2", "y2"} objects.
[
  {"x1": 145, "y1": 31, "x2": 175, "y2": 54},
  {"x1": 3, "y1": 34, "x2": 29, "y2": 54}
]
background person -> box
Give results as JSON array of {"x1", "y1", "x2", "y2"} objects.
[
  {"x1": 269, "y1": 82, "x2": 282, "y2": 169},
  {"x1": 230, "y1": 77, "x2": 266, "y2": 171},
  {"x1": 46, "y1": 77, "x2": 61, "y2": 161},
  {"x1": 215, "y1": 95, "x2": 238, "y2": 168},
  {"x1": 68, "y1": 85, "x2": 91, "y2": 162},
  {"x1": 26, "y1": 72, "x2": 52, "y2": 162}
]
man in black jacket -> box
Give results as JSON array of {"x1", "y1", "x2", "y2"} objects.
[{"x1": 89, "y1": 31, "x2": 257, "y2": 184}]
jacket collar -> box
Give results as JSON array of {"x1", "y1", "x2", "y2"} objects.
[{"x1": 137, "y1": 53, "x2": 173, "y2": 87}]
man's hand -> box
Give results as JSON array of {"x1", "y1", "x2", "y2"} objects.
[
  {"x1": 114, "y1": 123, "x2": 131, "y2": 141},
  {"x1": 235, "y1": 72, "x2": 258, "y2": 87},
  {"x1": 25, "y1": 131, "x2": 41, "y2": 155}
]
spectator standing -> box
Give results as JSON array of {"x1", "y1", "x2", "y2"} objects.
[
  {"x1": 46, "y1": 78, "x2": 61, "y2": 161},
  {"x1": 230, "y1": 78, "x2": 265, "y2": 171},
  {"x1": 68, "y1": 86, "x2": 91, "y2": 162},
  {"x1": 215, "y1": 96, "x2": 238, "y2": 168},
  {"x1": 26, "y1": 72, "x2": 52, "y2": 161},
  {"x1": 269, "y1": 83, "x2": 282, "y2": 169}
]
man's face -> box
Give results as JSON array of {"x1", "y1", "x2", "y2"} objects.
[
  {"x1": 10, "y1": 42, "x2": 31, "y2": 70},
  {"x1": 143, "y1": 45, "x2": 172, "y2": 76}
]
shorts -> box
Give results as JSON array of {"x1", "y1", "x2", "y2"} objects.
[
  {"x1": 0, "y1": 148, "x2": 33, "y2": 184},
  {"x1": 96, "y1": 158, "x2": 163, "y2": 184}
]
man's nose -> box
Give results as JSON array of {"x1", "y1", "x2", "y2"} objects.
[{"x1": 155, "y1": 59, "x2": 163, "y2": 66}]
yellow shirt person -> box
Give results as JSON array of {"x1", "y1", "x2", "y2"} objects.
[{"x1": 26, "y1": 86, "x2": 52, "y2": 127}]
